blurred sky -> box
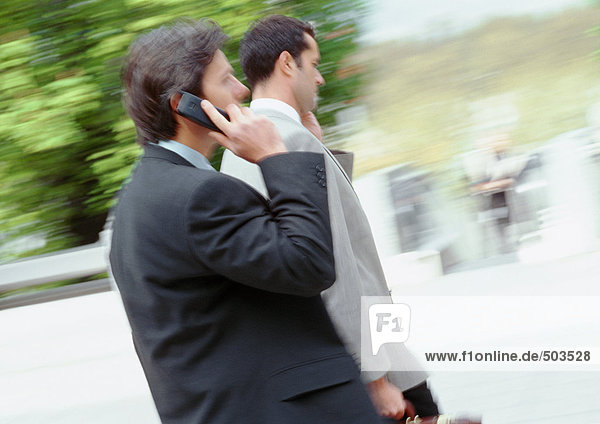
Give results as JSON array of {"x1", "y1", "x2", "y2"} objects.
[{"x1": 360, "y1": 0, "x2": 591, "y2": 43}]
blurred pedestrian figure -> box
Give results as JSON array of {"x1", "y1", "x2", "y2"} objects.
[{"x1": 463, "y1": 133, "x2": 527, "y2": 256}]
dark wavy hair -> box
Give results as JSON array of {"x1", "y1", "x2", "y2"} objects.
[
  {"x1": 239, "y1": 15, "x2": 315, "y2": 89},
  {"x1": 122, "y1": 19, "x2": 228, "y2": 145}
]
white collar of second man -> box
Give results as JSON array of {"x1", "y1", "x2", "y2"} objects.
[{"x1": 250, "y1": 98, "x2": 301, "y2": 124}]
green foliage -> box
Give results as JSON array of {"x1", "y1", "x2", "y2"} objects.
[{"x1": 0, "y1": 0, "x2": 365, "y2": 259}]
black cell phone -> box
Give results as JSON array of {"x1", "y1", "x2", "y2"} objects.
[{"x1": 176, "y1": 91, "x2": 229, "y2": 133}]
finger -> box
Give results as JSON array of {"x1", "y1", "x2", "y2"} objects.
[
  {"x1": 207, "y1": 131, "x2": 231, "y2": 149},
  {"x1": 240, "y1": 106, "x2": 253, "y2": 117},
  {"x1": 201, "y1": 100, "x2": 231, "y2": 134},
  {"x1": 383, "y1": 410, "x2": 404, "y2": 420},
  {"x1": 383, "y1": 408, "x2": 404, "y2": 420},
  {"x1": 404, "y1": 400, "x2": 416, "y2": 418},
  {"x1": 224, "y1": 103, "x2": 244, "y2": 121}
]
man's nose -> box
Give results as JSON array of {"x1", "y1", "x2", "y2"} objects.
[
  {"x1": 316, "y1": 71, "x2": 325, "y2": 87},
  {"x1": 235, "y1": 78, "x2": 250, "y2": 101}
]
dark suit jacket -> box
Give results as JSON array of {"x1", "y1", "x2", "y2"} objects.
[{"x1": 109, "y1": 144, "x2": 380, "y2": 424}]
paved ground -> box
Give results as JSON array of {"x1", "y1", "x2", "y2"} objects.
[
  {"x1": 399, "y1": 249, "x2": 600, "y2": 423},
  {"x1": 1, "y1": 250, "x2": 599, "y2": 423},
  {"x1": 0, "y1": 292, "x2": 160, "y2": 424}
]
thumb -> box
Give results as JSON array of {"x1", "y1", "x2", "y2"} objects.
[{"x1": 404, "y1": 400, "x2": 416, "y2": 419}]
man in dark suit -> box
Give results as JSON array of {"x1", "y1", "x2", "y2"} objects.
[{"x1": 109, "y1": 19, "x2": 383, "y2": 424}]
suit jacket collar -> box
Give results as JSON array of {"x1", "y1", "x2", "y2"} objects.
[
  {"x1": 250, "y1": 99, "x2": 301, "y2": 123},
  {"x1": 252, "y1": 107, "x2": 308, "y2": 133},
  {"x1": 143, "y1": 142, "x2": 195, "y2": 168}
]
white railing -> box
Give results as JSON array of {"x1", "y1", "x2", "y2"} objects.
[{"x1": 0, "y1": 243, "x2": 111, "y2": 310}]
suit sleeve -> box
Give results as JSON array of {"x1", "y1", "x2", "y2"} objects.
[{"x1": 186, "y1": 152, "x2": 335, "y2": 297}]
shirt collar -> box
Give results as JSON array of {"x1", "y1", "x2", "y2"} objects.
[
  {"x1": 250, "y1": 98, "x2": 301, "y2": 123},
  {"x1": 157, "y1": 139, "x2": 215, "y2": 171}
]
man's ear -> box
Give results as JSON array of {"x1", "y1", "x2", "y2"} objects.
[
  {"x1": 276, "y1": 51, "x2": 295, "y2": 77},
  {"x1": 169, "y1": 91, "x2": 183, "y2": 112}
]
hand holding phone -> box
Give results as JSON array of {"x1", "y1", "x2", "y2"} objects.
[
  {"x1": 176, "y1": 91, "x2": 229, "y2": 133},
  {"x1": 201, "y1": 100, "x2": 287, "y2": 164}
]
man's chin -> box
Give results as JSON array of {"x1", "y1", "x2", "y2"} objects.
[{"x1": 312, "y1": 97, "x2": 319, "y2": 111}]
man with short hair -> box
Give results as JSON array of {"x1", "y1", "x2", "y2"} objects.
[
  {"x1": 109, "y1": 19, "x2": 383, "y2": 423},
  {"x1": 221, "y1": 15, "x2": 439, "y2": 421}
]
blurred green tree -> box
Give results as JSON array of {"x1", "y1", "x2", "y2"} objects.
[{"x1": 0, "y1": 0, "x2": 365, "y2": 259}]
